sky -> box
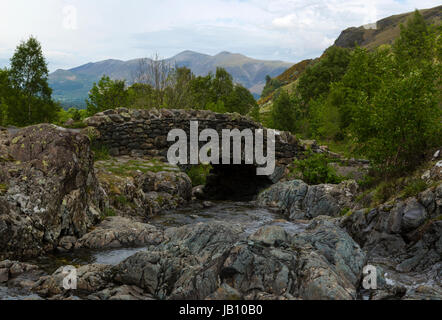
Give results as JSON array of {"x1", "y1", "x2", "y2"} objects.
[{"x1": 0, "y1": 0, "x2": 440, "y2": 72}]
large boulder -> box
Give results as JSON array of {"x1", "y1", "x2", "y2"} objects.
[
  {"x1": 0, "y1": 124, "x2": 106, "y2": 260},
  {"x1": 75, "y1": 216, "x2": 165, "y2": 250},
  {"x1": 258, "y1": 179, "x2": 358, "y2": 220}
]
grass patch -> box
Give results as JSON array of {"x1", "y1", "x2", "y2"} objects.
[
  {"x1": 96, "y1": 158, "x2": 178, "y2": 177},
  {"x1": 92, "y1": 146, "x2": 111, "y2": 162},
  {"x1": 401, "y1": 179, "x2": 428, "y2": 198},
  {"x1": 101, "y1": 207, "x2": 116, "y2": 219},
  {"x1": 64, "y1": 121, "x2": 88, "y2": 129},
  {"x1": 340, "y1": 208, "x2": 353, "y2": 217}
]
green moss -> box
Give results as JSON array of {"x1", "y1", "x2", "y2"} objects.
[
  {"x1": 340, "y1": 208, "x2": 353, "y2": 217},
  {"x1": 0, "y1": 183, "x2": 7, "y2": 194},
  {"x1": 99, "y1": 159, "x2": 177, "y2": 177}
]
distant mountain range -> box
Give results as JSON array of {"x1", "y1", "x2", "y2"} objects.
[{"x1": 48, "y1": 51, "x2": 293, "y2": 106}]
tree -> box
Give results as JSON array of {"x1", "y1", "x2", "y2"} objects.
[
  {"x1": 9, "y1": 36, "x2": 55, "y2": 124},
  {"x1": 133, "y1": 53, "x2": 174, "y2": 107},
  {"x1": 86, "y1": 76, "x2": 129, "y2": 115},
  {"x1": 0, "y1": 69, "x2": 10, "y2": 126},
  {"x1": 393, "y1": 10, "x2": 433, "y2": 66},
  {"x1": 225, "y1": 84, "x2": 257, "y2": 115},
  {"x1": 211, "y1": 67, "x2": 234, "y2": 104},
  {"x1": 339, "y1": 16, "x2": 441, "y2": 175},
  {"x1": 164, "y1": 67, "x2": 194, "y2": 109},
  {"x1": 297, "y1": 46, "x2": 351, "y2": 105},
  {"x1": 127, "y1": 83, "x2": 156, "y2": 109},
  {"x1": 271, "y1": 90, "x2": 297, "y2": 132}
]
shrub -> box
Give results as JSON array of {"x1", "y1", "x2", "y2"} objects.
[
  {"x1": 186, "y1": 164, "x2": 212, "y2": 187},
  {"x1": 293, "y1": 151, "x2": 343, "y2": 185}
]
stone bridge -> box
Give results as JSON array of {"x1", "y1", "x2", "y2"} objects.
[{"x1": 85, "y1": 108, "x2": 305, "y2": 200}]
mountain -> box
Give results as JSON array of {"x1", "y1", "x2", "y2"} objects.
[
  {"x1": 334, "y1": 5, "x2": 441, "y2": 49},
  {"x1": 48, "y1": 51, "x2": 293, "y2": 106},
  {"x1": 258, "y1": 5, "x2": 442, "y2": 105}
]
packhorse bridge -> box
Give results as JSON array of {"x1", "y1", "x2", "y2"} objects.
[{"x1": 85, "y1": 108, "x2": 305, "y2": 200}]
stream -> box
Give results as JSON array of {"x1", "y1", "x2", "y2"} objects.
[{"x1": 1, "y1": 201, "x2": 309, "y2": 300}]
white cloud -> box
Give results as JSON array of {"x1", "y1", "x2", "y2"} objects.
[{"x1": 0, "y1": 0, "x2": 440, "y2": 71}]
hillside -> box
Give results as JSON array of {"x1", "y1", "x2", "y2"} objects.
[
  {"x1": 49, "y1": 51, "x2": 293, "y2": 107},
  {"x1": 259, "y1": 5, "x2": 442, "y2": 106},
  {"x1": 335, "y1": 5, "x2": 441, "y2": 49}
]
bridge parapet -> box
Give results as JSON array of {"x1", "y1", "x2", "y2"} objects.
[{"x1": 85, "y1": 108, "x2": 304, "y2": 166}]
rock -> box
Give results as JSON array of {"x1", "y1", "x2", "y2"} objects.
[
  {"x1": 33, "y1": 264, "x2": 113, "y2": 297},
  {"x1": 258, "y1": 179, "x2": 358, "y2": 220},
  {"x1": 95, "y1": 159, "x2": 192, "y2": 218},
  {"x1": 76, "y1": 216, "x2": 165, "y2": 250},
  {"x1": 0, "y1": 124, "x2": 105, "y2": 260},
  {"x1": 292, "y1": 217, "x2": 366, "y2": 299},
  {"x1": 110, "y1": 217, "x2": 365, "y2": 301},
  {"x1": 249, "y1": 225, "x2": 288, "y2": 246},
  {"x1": 114, "y1": 222, "x2": 242, "y2": 300},
  {"x1": 0, "y1": 268, "x2": 8, "y2": 283},
  {"x1": 341, "y1": 184, "x2": 442, "y2": 299},
  {"x1": 192, "y1": 185, "x2": 205, "y2": 200},
  {"x1": 57, "y1": 236, "x2": 77, "y2": 252},
  {"x1": 64, "y1": 119, "x2": 74, "y2": 127},
  {"x1": 88, "y1": 285, "x2": 155, "y2": 300},
  {"x1": 430, "y1": 161, "x2": 442, "y2": 181},
  {"x1": 401, "y1": 199, "x2": 427, "y2": 232},
  {"x1": 0, "y1": 260, "x2": 45, "y2": 294}
]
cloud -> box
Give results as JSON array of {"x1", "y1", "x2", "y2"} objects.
[{"x1": 0, "y1": 0, "x2": 440, "y2": 71}]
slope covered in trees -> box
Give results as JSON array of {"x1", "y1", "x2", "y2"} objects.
[{"x1": 264, "y1": 10, "x2": 441, "y2": 177}]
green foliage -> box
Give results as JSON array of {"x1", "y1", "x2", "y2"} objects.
[
  {"x1": 401, "y1": 179, "x2": 428, "y2": 198},
  {"x1": 92, "y1": 145, "x2": 111, "y2": 162},
  {"x1": 82, "y1": 67, "x2": 257, "y2": 117},
  {"x1": 1, "y1": 37, "x2": 59, "y2": 126},
  {"x1": 293, "y1": 151, "x2": 343, "y2": 185},
  {"x1": 297, "y1": 46, "x2": 351, "y2": 104},
  {"x1": 270, "y1": 90, "x2": 297, "y2": 132},
  {"x1": 261, "y1": 76, "x2": 283, "y2": 98},
  {"x1": 186, "y1": 164, "x2": 212, "y2": 187},
  {"x1": 86, "y1": 76, "x2": 129, "y2": 115},
  {"x1": 294, "y1": 12, "x2": 441, "y2": 177}
]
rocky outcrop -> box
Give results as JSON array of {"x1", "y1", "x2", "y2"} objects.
[
  {"x1": 95, "y1": 158, "x2": 192, "y2": 218},
  {"x1": 258, "y1": 179, "x2": 358, "y2": 220},
  {"x1": 25, "y1": 218, "x2": 365, "y2": 300},
  {"x1": 111, "y1": 219, "x2": 364, "y2": 300},
  {"x1": 341, "y1": 183, "x2": 442, "y2": 299},
  {"x1": 0, "y1": 124, "x2": 106, "y2": 260}
]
